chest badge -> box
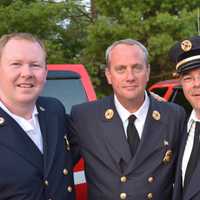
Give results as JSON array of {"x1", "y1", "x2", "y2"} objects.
[{"x1": 162, "y1": 150, "x2": 173, "y2": 164}]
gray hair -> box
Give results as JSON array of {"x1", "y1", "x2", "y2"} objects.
[{"x1": 105, "y1": 38, "x2": 149, "y2": 67}]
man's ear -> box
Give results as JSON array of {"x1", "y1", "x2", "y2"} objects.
[
  {"x1": 147, "y1": 64, "x2": 150, "y2": 82},
  {"x1": 105, "y1": 67, "x2": 112, "y2": 85}
]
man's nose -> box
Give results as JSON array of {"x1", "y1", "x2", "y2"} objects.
[
  {"x1": 126, "y1": 68, "x2": 135, "y2": 80},
  {"x1": 193, "y1": 76, "x2": 200, "y2": 87},
  {"x1": 21, "y1": 65, "x2": 33, "y2": 77}
]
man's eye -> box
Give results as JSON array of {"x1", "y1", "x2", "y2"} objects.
[
  {"x1": 31, "y1": 64, "x2": 41, "y2": 68},
  {"x1": 116, "y1": 67, "x2": 125, "y2": 73},
  {"x1": 183, "y1": 76, "x2": 192, "y2": 81},
  {"x1": 11, "y1": 63, "x2": 21, "y2": 67},
  {"x1": 134, "y1": 65, "x2": 143, "y2": 72}
]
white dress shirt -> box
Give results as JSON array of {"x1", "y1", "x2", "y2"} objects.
[
  {"x1": 114, "y1": 91, "x2": 150, "y2": 139},
  {"x1": 182, "y1": 110, "x2": 200, "y2": 185},
  {"x1": 0, "y1": 101, "x2": 43, "y2": 153}
]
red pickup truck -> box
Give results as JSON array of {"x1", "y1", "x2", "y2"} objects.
[
  {"x1": 42, "y1": 64, "x2": 97, "y2": 200},
  {"x1": 148, "y1": 79, "x2": 192, "y2": 115}
]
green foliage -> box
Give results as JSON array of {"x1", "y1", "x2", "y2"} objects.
[
  {"x1": 81, "y1": 0, "x2": 200, "y2": 96},
  {"x1": 0, "y1": 0, "x2": 89, "y2": 64},
  {"x1": 1, "y1": 0, "x2": 200, "y2": 97}
]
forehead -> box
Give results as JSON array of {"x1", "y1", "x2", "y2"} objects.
[
  {"x1": 1, "y1": 38, "x2": 45, "y2": 58},
  {"x1": 181, "y1": 68, "x2": 200, "y2": 76},
  {"x1": 109, "y1": 44, "x2": 145, "y2": 63}
]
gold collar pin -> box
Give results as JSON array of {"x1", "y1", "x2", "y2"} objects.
[
  {"x1": 162, "y1": 150, "x2": 173, "y2": 164},
  {"x1": 152, "y1": 110, "x2": 160, "y2": 120},
  {"x1": 105, "y1": 109, "x2": 114, "y2": 120}
]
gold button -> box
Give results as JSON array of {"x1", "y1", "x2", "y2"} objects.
[
  {"x1": 44, "y1": 180, "x2": 48, "y2": 186},
  {"x1": 148, "y1": 176, "x2": 154, "y2": 183},
  {"x1": 147, "y1": 192, "x2": 153, "y2": 199},
  {"x1": 67, "y1": 186, "x2": 72, "y2": 192},
  {"x1": 63, "y1": 168, "x2": 68, "y2": 175},
  {"x1": 120, "y1": 176, "x2": 127, "y2": 183},
  {"x1": 120, "y1": 192, "x2": 127, "y2": 199}
]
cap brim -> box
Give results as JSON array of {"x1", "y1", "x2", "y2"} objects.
[{"x1": 177, "y1": 59, "x2": 200, "y2": 74}]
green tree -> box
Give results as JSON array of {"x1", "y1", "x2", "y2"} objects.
[
  {"x1": 81, "y1": 0, "x2": 200, "y2": 96},
  {"x1": 0, "y1": 0, "x2": 90, "y2": 64}
]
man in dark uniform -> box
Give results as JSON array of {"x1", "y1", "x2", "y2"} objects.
[
  {"x1": 71, "y1": 39, "x2": 186, "y2": 200},
  {"x1": 0, "y1": 33, "x2": 75, "y2": 200},
  {"x1": 171, "y1": 36, "x2": 200, "y2": 200}
]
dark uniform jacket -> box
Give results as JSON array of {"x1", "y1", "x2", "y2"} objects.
[
  {"x1": 71, "y1": 94, "x2": 186, "y2": 200},
  {"x1": 172, "y1": 120, "x2": 200, "y2": 200},
  {"x1": 0, "y1": 97, "x2": 75, "y2": 200}
]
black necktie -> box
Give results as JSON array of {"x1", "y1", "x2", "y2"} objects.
[
  {"x1": 184, "y1": 122, "x2": 200, "y2": 189},
  {"x1": 127, "y1": 115, "x2": 140, "y2": 157}
]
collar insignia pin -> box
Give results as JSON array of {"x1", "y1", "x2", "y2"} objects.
[
  {"x1": 105, "y1": 109, "x2": 114, "y2": 120},
  {"x1": 152, "y1": 110, "x2": 160, "y2": 120},
  {"x1": 39, "y1": 106, "x2": 45, "y2": 111},
  {"x1": 0, "y1": 117, "x2": 5, "y2": 126}
]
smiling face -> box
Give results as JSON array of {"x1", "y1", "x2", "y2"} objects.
[
  {"x1": 0, "y1": 38, "x2": 47, "y2": 110},
  {"x1": 105, "y1": 44, "x2": 150, "y2": 112},
  {"x1": 180, "y1": 67, "x2": 200, "y2": 118}
]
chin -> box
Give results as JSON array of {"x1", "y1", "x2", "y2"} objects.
[{"x1": 17, "y1": 96, "x2": 36, "y2": 104}]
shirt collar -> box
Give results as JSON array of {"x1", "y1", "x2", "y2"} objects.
[
  {"x1": 114, "y1": 91, "x2": 150, "y2": 123},
  {"x1": 187, "y1": 109, "x2": 200, "y2": 131},
  {"x1": 0, "y1": 101, "x2": 38, "y2": 131}
]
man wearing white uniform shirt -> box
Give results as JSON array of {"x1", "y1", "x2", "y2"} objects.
[
  {"x1": 0, "y1": 32, "x2": 76, "y2": 200},
  {"x1": 171, "y1": 35, "x2": 200, "y2": 200},
  {"x1": 71, "y1": 39, "x2": 186, "y2": 199}
]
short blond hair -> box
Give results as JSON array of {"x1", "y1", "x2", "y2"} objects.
[{"x1": 0, "y1": 32, "x2": 47, "y2": 61}]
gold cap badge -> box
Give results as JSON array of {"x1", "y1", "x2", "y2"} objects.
[
  {"x1": 152, "y1": 110, "x2": 160, "y2": 120},
  {"x1": 162, "y1": 150, "x2": 173, "y2": 164},
  {"x1": 181, "y1": 40, "x2": 192, "y2": 52},
  {"x1": 0, "y1": 117, "x2": 5, "y2": 125},
  {"x1": 105, "y1": 109, "x2": 114, "y2": 120}
]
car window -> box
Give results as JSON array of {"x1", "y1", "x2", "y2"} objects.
[
  {"x1": 169, "y1": 87, "x2": 192, "y2": 116},
  {"x1": 150, "y1": 87, "x2": 168, "y2": 97},
  {"x1": 41, "y1": 71, "x2": 87, "y2": 114}
]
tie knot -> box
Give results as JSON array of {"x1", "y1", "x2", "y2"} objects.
[
  {"x1": 196, "y1": 121, "x2": 200, "y2": 127},
  {"x1": 128, "y1": 115, "x2": 136, "y2": 124}
]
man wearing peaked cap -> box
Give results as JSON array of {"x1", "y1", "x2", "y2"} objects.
[
  {"x1": 170, "y1": 35, "x2": 200, "y2": 74},
  {"x1": 70, "y1": 38, "x2": 186, "y2": 199},
  {"x1": 171, "y1": 36, "x2": 200, "y2": 200}
]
